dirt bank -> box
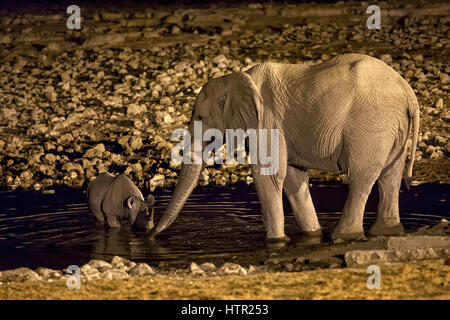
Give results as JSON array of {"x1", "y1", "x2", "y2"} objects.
[{"x1": 1, "y1": 260, "x2": 449, "y2": 300}]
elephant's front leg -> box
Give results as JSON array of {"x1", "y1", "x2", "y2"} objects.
[
  {"x1": 283, "y1": 166, "x2": 321, "y2": 235},
  {"x1": 251, "y1": 139, "x2": 288, "y2": 243}
]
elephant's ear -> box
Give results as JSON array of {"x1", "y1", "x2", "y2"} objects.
[{"x1": 222, "y1": 72, "x2": 263, "y2": 130}]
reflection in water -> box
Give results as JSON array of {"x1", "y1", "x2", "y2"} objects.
[
  {"x1": 90, "y1": 227, "x2": 139, "y2": 260},
  {"x1": 0, "y1": 182, "x2": 448, "y2": 270},
  {"x1": 89, "y1": 227, "x2": 170, "y2": 262}
]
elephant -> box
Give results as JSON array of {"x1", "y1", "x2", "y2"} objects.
[
  {"x1": 149, "y1": 53, "x2": 419, "y2": 243},
  {"x1": 87, "y1": 173, "x2": 155, "y2": 230}
]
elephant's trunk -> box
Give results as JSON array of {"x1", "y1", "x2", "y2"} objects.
[{"x1": 148, "y1": 163, "x2": 202, "y2": 238}]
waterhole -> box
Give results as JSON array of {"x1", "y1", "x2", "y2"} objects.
[{"x1": 0, "y1": 182, "x2": 448, "y2": 270}]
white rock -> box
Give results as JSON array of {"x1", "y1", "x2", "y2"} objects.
[
  {"x1": 80, "y1": 264, "x2": 92, "y2": 274},
  {"x1": 160, "y1": 96, "x2": 171, "y2": 105},
  {"x1": 155, "y1": 111, "x2": 173, "y2": 125},
  {"x1": 171, "y1": 26, "x2": 181, "y2": 34},
  {"x1": 413, "y1": 54, "x2": 423, "y2": 62},
  {"x1": 345, "y1": 247, "x2": 450, "y2": 268},
  {"x1": 0, "y1": 268, "x2": 41, "y2": 282},
  {"x1": 47, "y1": 42, "x2": 60, "y2": 52},
  {"x1": 219, "y1": 263, "x2": 247, "y2": 275},
  {"x1": 434, "y1": 135, "x2": 446, "y2": 146},
  {"x1": 2, "y1": 108, "x2": 17, "y2": 120},
  {"x1": 439, "y1": 73, "x2": 449, "y2": 84},
  {"x1": 87, "y1": 259, "x2": 112, "y2": 269},
  {"x1": 129, "y1": 263, "x2": 155, "y2": 277},
  {"x1": 81, "y1": 267, "x2": 101, "y2": 280},
  {"x1": 379, "y1": 54, "x2": 392, "y2": 64},
  {"x1": 430, "y1": 150, "x2": 444, "y2": 159},
  {"x1": 101, "y1": 269, "x2": 129, "y2": 280},
  {"x1": 35, "y1": 267, "x2": 62, "y2": 279},
  {"x1": 157, "y1": 75, "x2": 172, "y2": 84},
  {"x1": 83, "y1": 144, "x2": 105, "y2": 158},
  {"x1": 111, "y1": 256, "x2": 132, "y2": 268},
  {"x1": 189, "y1": 262, "x2": 205, "y2": 275},
  {"x1": 127, "y1": 104, "x2": 147, "y2": 116},
  {"x1": 387, "y1": 236, "x2": 450, "y2": 249},
  {"x1": 199, "y1": 263, "x2": 216, "y2": 272},
  {"x1": 82, "y1": 271, "x2": 101, "y2": 281},
  {"x1": 212, "y1": 54, "x2": 228, "y2": 64},
  {"x1": 321, "y1": 53, "x2": 331, "y2": 61},
  {"x1": 247, "y1": 265, "x2": 258, "y2": 274},
  {"x1": 45, "y1": 86, "x2": 57, "y2": 102},
  {"x1": 129, "y1": 136, "x2": 143, "y2": 151}
]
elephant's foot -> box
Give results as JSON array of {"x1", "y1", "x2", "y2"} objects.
[
  {"x1": 368, "y1": 222, "x2": 404, "y2": 237},
  {"x1": 331, "y1": 227, "x2": 365, "y2": 243},
  {"x1": 266, "y1": 235, "x2": 290, "y2": 244},
  {"x1": 296, "y1": 229, "x2": 322, "y2": 245},
  {"x1": 301, "y1": 229, "x2": 322, "y2": 237},
  {"x1": 265, "y1": 235, "x2": 290, "y2": 249},
  {"x1": 147, "y1": 229, "x2": 157, "y2": 240}
]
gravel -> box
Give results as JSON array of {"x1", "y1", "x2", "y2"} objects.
[{"x1": 0, "y1": 1, "x2": 448, "y2": 190}]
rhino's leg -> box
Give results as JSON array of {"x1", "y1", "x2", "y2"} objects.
[
  {"x1": 89, "y1": 200, "x2": 105, "y2": 225},
  {"x1": 106, "y1": 215, "x2": 121, "y2": 228}
]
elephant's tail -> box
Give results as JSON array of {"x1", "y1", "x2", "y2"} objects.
[{"x1": 404, "y1": 101, "x2": 420, "y2": 190}]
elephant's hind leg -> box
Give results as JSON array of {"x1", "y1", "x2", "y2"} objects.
[
  {"x1": 369, "y1": 151, "x2": 406, "y2": 236},
  {"x1": 283, "y1": 166, "x2": 321, "y2": 235},
  {"x1": 332, "y1": 168, "x2": 380, "y2": 241}
]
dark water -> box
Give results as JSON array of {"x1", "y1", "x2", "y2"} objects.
[{"x1": 0, "y1": 182, "x2": 448, "y2": 271}]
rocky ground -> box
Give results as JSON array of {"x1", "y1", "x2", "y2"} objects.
[
  {"x1": 0, "y1": 0, "x2": 449, "y2": 191},
  {"x1": 1, "y1": 260, "x2": 449, "y2": 299}
]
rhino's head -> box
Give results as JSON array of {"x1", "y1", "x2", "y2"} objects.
[{"x1": 124, "y1": 194, "x2": 156, "y2": 231}]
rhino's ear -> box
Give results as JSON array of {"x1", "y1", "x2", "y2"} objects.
[
  {"x1": 126, "y1": 196, "x2": 140, "y2": 225},
  {"x1": 145, "y1": 194, "x2": 155, "y2": 207}
]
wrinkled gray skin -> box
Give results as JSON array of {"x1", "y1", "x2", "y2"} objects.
[
  {"x1": 87, "y1": 173, "x2": 155, "y2": 230},
  {"x1": 150, "y1": 53, "x2": 419, "y2": 242}
]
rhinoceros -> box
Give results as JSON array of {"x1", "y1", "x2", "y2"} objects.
[{"x1": 87, "y1": 173, "x2": 155, "y2": 230}]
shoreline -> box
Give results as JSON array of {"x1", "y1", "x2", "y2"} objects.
[{"x1": 1, "y1": 221, "x2": 449, "y2": 299}]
